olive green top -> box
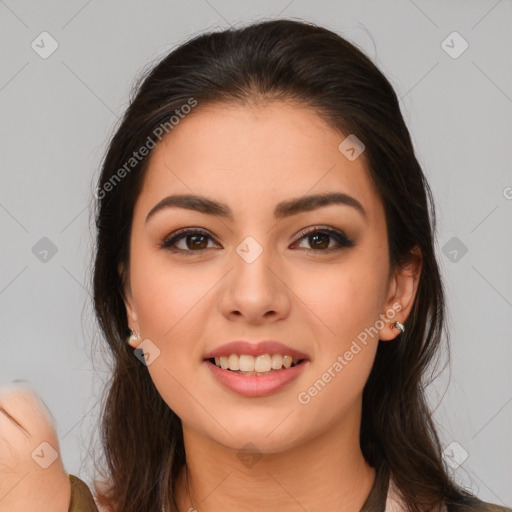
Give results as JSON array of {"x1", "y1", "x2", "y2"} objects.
[
  {"x1": 68, "y1": 474, "x2": 99, "y2": 512},
  {"x1": 67, "y1": 465, "x2": 512, "y2": 512},
  {"x1": 66, "y1": 467, "x2": 388, "y2": 512}
]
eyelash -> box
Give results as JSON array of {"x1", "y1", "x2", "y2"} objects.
[{"x1": 160, "y1": 226, "x2": 355, "y2": 255}]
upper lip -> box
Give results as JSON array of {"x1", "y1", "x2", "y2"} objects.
[{"x1": 203, "y1": 341, "x2": 310, "y2": 361}]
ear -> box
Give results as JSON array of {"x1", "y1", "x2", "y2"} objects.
[
  {"x1": 378, "y1": 246, "x2": 422, "y2": 341},
  {"x1": 118, "y1": 262, "x2": 140, "y2": 348}
]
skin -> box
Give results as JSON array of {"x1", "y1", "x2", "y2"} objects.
[
  {"x1": 0, "y1": 388, "x2": 71, "y2": 512},
  {"x1": 123, "y1": 101, "x2": 422, "y2": 512}
]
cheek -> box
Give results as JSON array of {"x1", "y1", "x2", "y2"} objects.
[
  {"x1": 290, "y1": 267, "x2": 383, "y2": 431},
  {"x1": 130, "y1": 249, "x2": 214, "y2": 342},
  {"x1": 296, "y1": 257, "x2": 386, "y2": 349},
  {"x1": 128, "y1": 251, "x2": 215, "y2": 421}
]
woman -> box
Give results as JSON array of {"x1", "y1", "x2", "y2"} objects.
[{"x1": 1, "y1": 18, "x2": 510, "y2": 512}]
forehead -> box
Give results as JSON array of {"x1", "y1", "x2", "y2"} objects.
[{"x1": 136, "y1": 101, "x2": 384, "y2": 225}]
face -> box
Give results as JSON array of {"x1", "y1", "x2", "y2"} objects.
[{"x1": 123, "y1": 101, "x2": 414, "y2": 453}]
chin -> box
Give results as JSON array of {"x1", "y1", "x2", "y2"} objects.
[{"x1": 206, "y1": 415, "x2": 308, "y2": 453}]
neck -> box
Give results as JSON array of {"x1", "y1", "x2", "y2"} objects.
[{"x1": 173, "y1": 402, "x2": 376, "y2": 512}]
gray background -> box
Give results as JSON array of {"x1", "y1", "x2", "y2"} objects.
[{"x1": 1, "y1": 0, "x2": 511, "y2": 506}]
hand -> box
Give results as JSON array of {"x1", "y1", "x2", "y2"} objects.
[{"x1": 0, "y1": 386, "x2": 71, "y2": 512}]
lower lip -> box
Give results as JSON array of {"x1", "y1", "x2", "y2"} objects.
[{"x1": 204, "y1": 359, "x2": 309, "y2": 398}]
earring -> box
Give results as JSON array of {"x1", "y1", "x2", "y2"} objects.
[
  {"x1": 128, "y1": 329, "x2": 140, "y2": 344},
  {"x1": 393, "y1": 321, "x2": 405, "y2": 334}
]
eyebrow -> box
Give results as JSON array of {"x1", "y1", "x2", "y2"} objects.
[{"x1": 145, "y1": 192, "x2": 367, "y2": 223}]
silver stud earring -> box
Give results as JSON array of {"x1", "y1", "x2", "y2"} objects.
[
  {"x1": 394, "y1": 321, "x2": 405, "y2": 334},
  {"x1": 128, "y1": 329, "x2": 140, "y2": 344}
]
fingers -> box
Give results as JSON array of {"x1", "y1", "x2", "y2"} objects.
[
  {"x1": 0, "y1": 385, "x2": 61, "y2": 468},
  {"x1": 0, "y1": 385, "x2": 71, "y2": 512}
]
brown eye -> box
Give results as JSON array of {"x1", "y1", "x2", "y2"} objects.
[
  {"x1": 161, "y1": 228, "x2": 218, "y2": 253},
  {"x1": 293, "y1": 227, "x2": 355, "y2": 253},
  {"x1": 306, "y1": 232, "x2": 330, "y2": 250},
  {"x1": 161, "y1": 226, "x2": 354, "y2": 255},
  {"x1": 184, "y1": 234, "x2": 208, "y2": 250}
]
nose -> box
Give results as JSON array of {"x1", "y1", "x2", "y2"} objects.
[{"x1": 219, "y1": 239, "x2": 291, "y2": 325}]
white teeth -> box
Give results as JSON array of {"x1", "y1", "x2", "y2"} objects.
[
  {"x1": 228, "y1": 354, "x2": 240, "y2": 370},
  {"x1": 271, "y1": 354, "x2": 283, "y2": 369},
  {"x1": 211, "y1": 353, "x2": 301, "y2": 372},
  {"x1": 254, "y1": 354, "x2": 272, "y2": 373},
  {"x1": 239, "y1": 355, "x2": 255, "y2": 372}
]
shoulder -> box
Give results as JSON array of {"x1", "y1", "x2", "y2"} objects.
[
  {"x1": 386, "y1": 473, "x2": 511, "y2": 512},
  {"x1": 69, "y1": 474, "x2": 104, "y2": 512},
  {"x1": 445, "y1": 500, "x2": 512, "y2": 512}
]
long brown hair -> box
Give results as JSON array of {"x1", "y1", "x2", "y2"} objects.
[{"x1": 92, "y1": 19, "x2": 491, "y2": 512}]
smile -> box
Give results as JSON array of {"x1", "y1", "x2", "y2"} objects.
[
  {"x1": 208, "y1": 353, "x2": 304, "y2": 375},
  {"x1": 204, "y1": 356, "x2": 309, "y2": 397}
]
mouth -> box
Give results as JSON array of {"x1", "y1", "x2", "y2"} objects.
[
  {"x1": 203, "y1": 341, "x2": 310, "y2": 396},
  {"x1": 205, "y1": 354, "x2": 308, "y2": 376}
]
